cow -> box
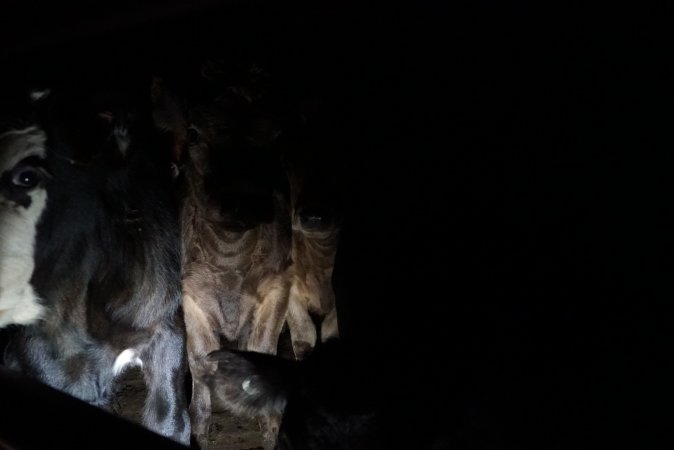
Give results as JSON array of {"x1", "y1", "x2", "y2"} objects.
[
  {"x1": 0, "y1": 82, "x2": 191, "y2": 445},
  {"x1": 153, "y1": 67, "x2": 292, "y2": 449},
  {"x1": 282, "y1": 136, "x2": 342, "y2": 360}
]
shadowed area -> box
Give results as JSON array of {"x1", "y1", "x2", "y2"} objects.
[{"x1": 0, "y1": 2, "x2": 672, "y2": 450}]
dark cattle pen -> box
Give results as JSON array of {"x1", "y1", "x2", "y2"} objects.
[{"x1": 1, "y1": 1, "x2": 672, "y2": 450}]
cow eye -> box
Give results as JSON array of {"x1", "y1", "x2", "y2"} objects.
[
  {"x1": 186, "y1": 127, "x2": 200, "y2": 144},
  {"x1": 12, "y1": 167, "x2": 41, "y2": 188}
]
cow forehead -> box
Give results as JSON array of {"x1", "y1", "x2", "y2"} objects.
[{"x1": 0, "y1": 126, "x2": 47, "y2": 172}]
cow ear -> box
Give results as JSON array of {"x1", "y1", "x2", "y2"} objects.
[
  {"x1": 151, "y1": 77, "x2": 187, "y2": 163},
  {"x1": 205, "y1": 349, "x2": 297, "y2": 418}
]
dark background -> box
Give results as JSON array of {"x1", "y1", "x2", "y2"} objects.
[{"x1": 1, "y1": 1, "x2": 671, "y2": 448}]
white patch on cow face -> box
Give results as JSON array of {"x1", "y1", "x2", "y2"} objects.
[
  {"x1": 114, "y1": 124, "x2": 130, "y2": 157},
  {"x1": 242, "y1": 378, "x2": 259, "y2": 395},
  {"x1": 29, "y1": 89, "x2": 50, "y2": 102},
  {"x1": 112, "y1": 348, "x2": 143, "y2": 375},
  {"x1": 0, "y1": 126, "x2": 48, "y2": 328}
]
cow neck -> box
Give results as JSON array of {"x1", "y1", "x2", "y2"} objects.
[{"x1": 183, "y1": 176, "x2": 265, "y2": 268}]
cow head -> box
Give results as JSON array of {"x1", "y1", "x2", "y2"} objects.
[
  {"x1": 205, "y1": 340, "x2": 383, "y2": 450},
  {"x1": 1, "y1": 79, "x2": 172, "y2": 328},
  {"x1": 153, "y1": 65, "x2": 284, "y2": 231}
]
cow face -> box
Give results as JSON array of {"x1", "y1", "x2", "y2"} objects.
[
  {"x1": 186, "y1": 96, "x2": 283, "y2": 232},
  {"x1": 0, "y1": 125, "x2": 49, "y2": 327},
  {"x1": 152, "y1": 70, "x2": 284, "y2": 231},
  {"x1": 190, "y1": 102, "x2": 276, "y2": 221}
]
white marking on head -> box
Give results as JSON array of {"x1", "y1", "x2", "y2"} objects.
[
  {"x1": 29, "y1": 89, "x2": 50, "y2": 102},
  {"x1": 0, "y1": 127, "x2": 48, "y2": 328},
  {"x1": 114, "y1": 124, "x2": 130, "y2": 157},
  {"x1": 242, "y1": 378, "x2": 259, "y2": 395},
  {"x1": 112, "y1": 348, "x2": 143, "y2": 376}
]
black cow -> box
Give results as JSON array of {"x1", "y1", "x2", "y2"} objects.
[
  {"x1": 204, "y1": 340, "x2": 455, "y2": 450},
  {"x1": 0, "y1": 83, "x2": 190, "y2": 444}
]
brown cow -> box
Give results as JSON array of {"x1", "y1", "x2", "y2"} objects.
[
  {"x1": 283, "y1": 146, "x2": 342, "y2": 360},
  {"x1": 153, "y1": 70, "x2": 292, "y2": 449}
]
